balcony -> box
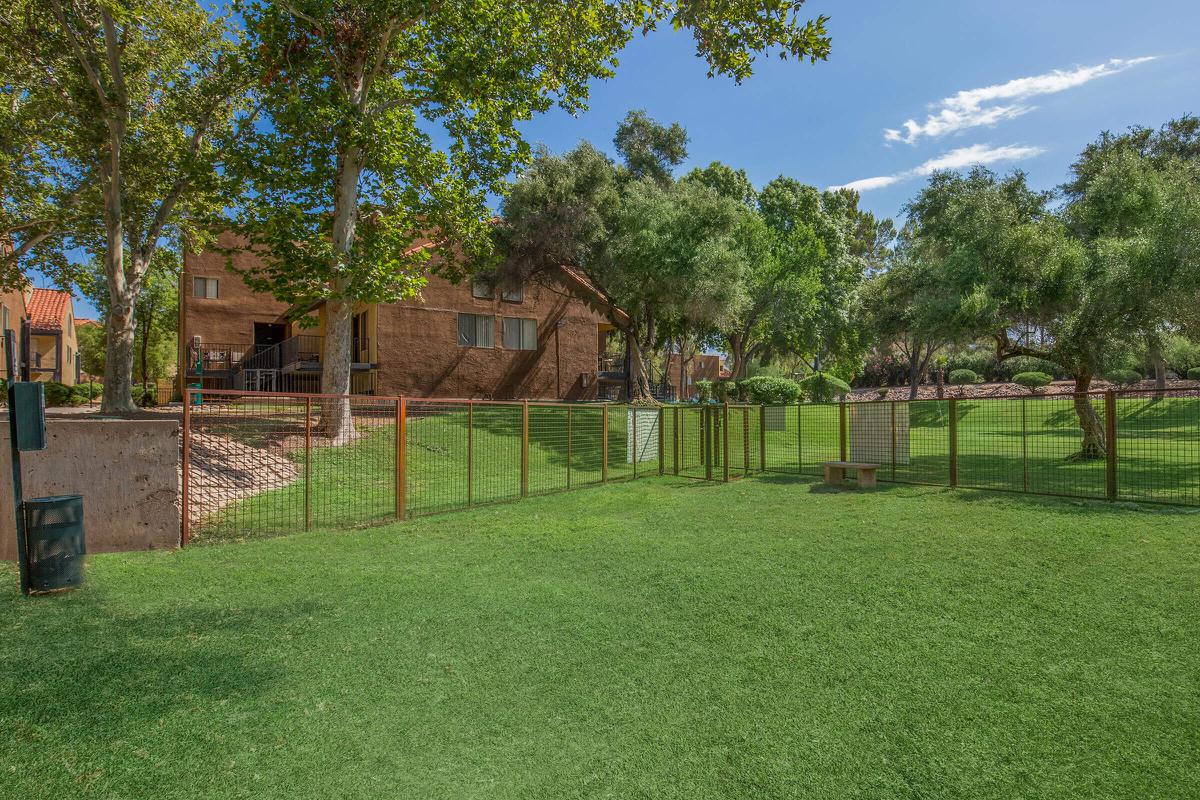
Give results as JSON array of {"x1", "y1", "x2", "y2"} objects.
[{"x1": 277, "y1": 334, "x2": 371, "y2": 372}]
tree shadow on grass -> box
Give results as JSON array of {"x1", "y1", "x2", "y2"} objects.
[{"x1": 0, "y1": 592, "x2": 325, "y2": 746}]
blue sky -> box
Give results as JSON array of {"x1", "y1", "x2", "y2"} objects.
[
  {"x1": 517, "y1": 0, "x2": 1198, "y2": 222},
  {"x1": 66, "y1": 0, "x2": 1198, "y2": 317}
]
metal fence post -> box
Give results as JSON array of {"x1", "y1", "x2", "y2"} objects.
[
  {"x1": 839, "y1": 401, "x2": 848, "y2": 462},
  {"x1": 704, "y1": 407, "x2": 713, "y2": 482},
  {"x1": 601, "y1": 403, "x2": 609, "y2": 483},
  {"x1": 759, "y1": 405, "x2": 767, "y2": 472},
  {"x1": 658, "y1": 406, "x2": 664, "y2": 476},
  {"x1": 467, "y1": 401, "x2": 474, "y2": 505},
  {"x1": 566, "y1": 405, "x2": 572, "y2": 489},
  {"x1": 890, "y1": 400, "x2": 897, "y2": 481},
  {"x1": 521, "y1": 399, "x2": 530, "y2": 497},
  {"x1": 742, "y1": 406, "x2": 750, "y2": 475},
  {"x1": 1105, "y1": 389, "x2": 1118, "y2": 500},
  {"x1": 797, "y1": 401, "x2": 803, "y2": 474},
  {"x1": 397, "y1": 397, "x2": 408, "y2": 518},
  {"x1": 673, "y1": 406, "x2": 680, "y2": 475},
  {"x1": 181, "y1": 388, "x2": 191, "y2": 547},
  {"x1": 948, "y1": 398, "x2": 958, "y2": 488},
  {"x1": 1021, "y1": 397, "x2": 1028, "y2": 493},
  {"x1": 632, "y1": 406, "x2": 638, "y2": 479},
  {"x1": 722, "y1": 402, "x2": 731, "y2": 482},
  {"x1": 304, "y1": 397, "x2": 312, "y2": 531}
]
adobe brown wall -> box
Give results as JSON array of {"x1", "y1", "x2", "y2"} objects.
[
  {"x1": 181, "y1": 230, "x2": 293, "y2": 352},
  {"x1": 0, "y1": 419, "x2": 181, "y2": 560},
  {"x1": 375, "y1": 274, "x2": 603, "y2": 400}
]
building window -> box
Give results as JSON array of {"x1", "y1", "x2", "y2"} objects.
[
  {"x1": 66, "y1": 347, "x2": 72, "y2": 366},
  {"x1": 502, "y1": 317, "x2": 537, "y2": 350},
  {"x1": 192, "y1": 277, "x2": 219, "y2": 299},
  {"x1": 471, "y1": 280, "x2": 494, "y2": 300},
  {"x1": 457, "y1": 313, "x2": 494, "y2": 348},
  {"x1": 501, "y1": 285, "x2": 524, "y2": 303}
]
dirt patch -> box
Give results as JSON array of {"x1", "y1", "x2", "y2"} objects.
[{"x1": 185, "y1": 431, "x2": 300, "y2": 525}]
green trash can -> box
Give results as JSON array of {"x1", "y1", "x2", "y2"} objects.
[{"x1": 23, "y1": 495, "x2": 85, "y2": 592}]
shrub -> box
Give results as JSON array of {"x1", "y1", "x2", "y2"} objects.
[
  {"x1": 1012, "y1": 371, "x2": 1053, "y2": 393},
  {"x1": 694, "y1": 380, "x2": 714, "y2": 403},
  {"x1": 798, "y1": 372, "x2": 851, "y2": 403},
  {"x1": 43, "y1": 382, "x2": 86, "y2": 407},
  {"x1": 713, "y1": 379, "x2": 738, "y2": 403},
  {"x1": 1105, "y1": 369, "x2": 1142, "y2": 387},
  {"x1": 737, "y1": 375, "x2": 801, "y2": 405},
  {"x1": 996, "y1": 356, "x2": 1064, "y2": 381},
  {"x1": 948, "y1": 369, "x2": 980, "y2": 386},
  {"x1": 945, "y1": 351, "x2": 996, "y2": 380},
  {"x1": 1188, "y1": 367, "x2": 1200, "y2": 382},
  {"x1": 70, "y1": 382, "x2": 103, "y2": 403}
]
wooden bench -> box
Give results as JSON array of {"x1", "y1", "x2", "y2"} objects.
[{"x1": 823, "y1": 461, "x2": 880, "y2": 489}]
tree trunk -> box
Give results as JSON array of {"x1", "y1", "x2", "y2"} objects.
[
  {"x1": 626, "y1": 333, "x2": 654, "y2": 403},
  {"x1": 906, "y1": 349, "x2": 921, "y2": 401},
  {"x1": 318, "y1": 142, "x2": 363, "y2": 443},
  {"x1": 727, "y1": 333, "x2": 750, "y2": 381},
  {"x1": 139, "y1": 309, "x2": 151, "y2": 404},
  {"x1": 98, "y1": 114, "x2": 137, "y2": 413},
  {"x1": 1149, "y1": 339, "x2": 1167, "y2": 400},
  {"x1": 1071, "y1": 372, "x2": 1106, "y2": 460}
]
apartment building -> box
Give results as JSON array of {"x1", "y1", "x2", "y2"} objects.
[{"x1": 179, "y1": 230, "x2": 628, "y2": 400}]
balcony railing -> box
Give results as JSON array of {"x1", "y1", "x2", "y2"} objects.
[{"x1": 190, "y1": 342, "x2": 250, "y2": 374}]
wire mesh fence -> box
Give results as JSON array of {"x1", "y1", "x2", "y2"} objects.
[{"x1": 182, "y1": 387, "x2": 1200, "y2": 543}]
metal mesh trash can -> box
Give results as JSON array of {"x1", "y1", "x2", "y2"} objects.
[{"x1": 23, "y1": 495, "x2": 85, "y2": 592}]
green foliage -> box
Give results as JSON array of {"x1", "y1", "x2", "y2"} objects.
[
  {"x1": 1105, "y1": 369, "x2": 1143, "y2": 387},
  {"x1": 498, "y1": 115, "x2": 750, "y2": 399},
  {"x1": 232, "y1": 1, "x2": 832, "y2": 395},
  {"x1": 694, "y1": 380, "x2": 714, "y2": 403},
  {"x1": 74, "y1": 323, "x2": 106, "y2": 378},
  {"x1": 1012, "y1": 372, "x2": 1053, "y2": 392},
  {"x1": 948, "y1": 369, "x2": 980, "y2": 386},
  {"x1": 798, "y1": 372, "x2": 850, "y2": 402},
  {"x1": 1164, "y1": 336, "x2": 1200, "y2": 376},
  {"x1": 1188, "y1": 368, "x2": 1200, "y2": 382},
  {"x1": 4, "y1": 0, "x2": 250, "y2": 410},
  {"x1": 713, "y1": 379, "x2": 739, "y2": 403},
  {"x1": 737, "y1": 376, "x2": 802, "y2": 405},
  {"x1": 43, "y1": 382, "x2": 80, "y2": 407}
]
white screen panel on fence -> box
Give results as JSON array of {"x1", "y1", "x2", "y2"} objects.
[
  {"x1": 849, "y1": 402, "x2": 910, "y2": 465},
  {"x1": 764, "y1": 405, "x2": 788, "y2": 432},
  {"x1": 626, "y1": 408, "x2": 660, "y2": 463}
]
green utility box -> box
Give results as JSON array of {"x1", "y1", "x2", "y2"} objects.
[
  {"x1": 11, "y1": 382, "x2": 46, "y2": 451},
  {"x1": 23, "y1": 495, "x2": 85, "y2": 592}
]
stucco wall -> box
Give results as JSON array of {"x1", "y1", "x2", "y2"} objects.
[
  {"x1": 0, "y1": 419, "x2": 180, "y2": 560},
  {"x1": 374, "y1": 275, "x2": 603, "y2": 400}
]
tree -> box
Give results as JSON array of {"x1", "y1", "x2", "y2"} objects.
[
  {"x1": 859, "y1": 239, "x2": 959, "y2": 400},
  {"x1": 745, "y1": 179, "x2": 882, "y2": 380},
  {"x1": 231, "y1": 1, "x2": 830, "y2": 434},
  {"x1": 1064, "y1": 116, "x2": 1200, "y2": 396},
  {"x1": 4, "y1": 0, "x2": 249, "y2": 412},
  {"x1": 81, "y1": 250, "x2": 180, "y2": 399},
  {"x1": 904, "y1": 150, "x2": 1200, "y2": 458},
  {"x1": 497, "y1": 132, "x2": 748, "y2": 402}
]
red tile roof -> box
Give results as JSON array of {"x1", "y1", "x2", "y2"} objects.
[{"x1": 26, "y1": 288, "x2": 72, "y2": 332}]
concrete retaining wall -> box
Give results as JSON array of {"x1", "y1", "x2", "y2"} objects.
[{"x1": 0, "y1": 419, "x2": 180, "y2": 560}]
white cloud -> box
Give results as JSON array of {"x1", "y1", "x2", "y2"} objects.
[
  {"x1": 885, "y1": 57, "x2": 1156, "y2": 145},
  {"x1": 829, "y1": 143, "x2": 1045, "y2": 193}
]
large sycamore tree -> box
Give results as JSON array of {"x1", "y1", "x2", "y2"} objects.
[
  {"x1": 3, "y1": 0, "x2": 248, "y2": 412},
  {"x1": 231, "y1": 1, "x2": 830, "y2": 433}
]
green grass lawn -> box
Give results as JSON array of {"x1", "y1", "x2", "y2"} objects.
[{"x1": 4, "y1": 476, "x2": 1198, "y2": 799}]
